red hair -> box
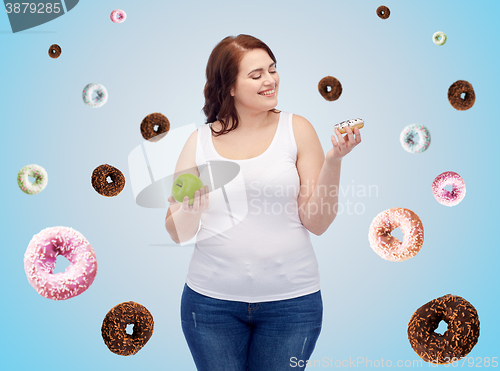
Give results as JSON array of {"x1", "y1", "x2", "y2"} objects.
[{"x1": 202, "y1": 34, "x2": 280, "y2": 137}]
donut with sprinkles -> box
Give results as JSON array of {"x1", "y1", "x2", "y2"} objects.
[
  {"x1": 407, "y1": 294, "x2": 480, "y2": 364},
  {"x1": 368, "y1": 207, "x2": 424, "y2": 262},
  {"x1": 318, "y1": 76, "x2": 342, "y2": 101},
  {"x1": 448, "y1": 80, "x2": 475, "y2": 111},
  {"x1": 101, "y1": 301, "x2": 154, "y2": 356}
]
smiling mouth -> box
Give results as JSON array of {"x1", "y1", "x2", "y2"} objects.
[{"x1": 259, "y1": 89, "x2": 275, "y2": 96}]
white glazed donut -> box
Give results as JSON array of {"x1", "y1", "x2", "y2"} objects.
[
  {"x1": 82, "y1": 83, "x2": 108, "y2": 108},
  {"x1": 110, "y1": 9, "x2": 127, "y2": 23},
  {"x1": 400, "y1": 124, "x2": 431, "y2": 153},
  {"x1": 17, "y1": 164, "x2": 48, "y2": 194},
  {"x1": 433, "y1": 31, "x2": 447, "y2": 46},
  {"x1": 24, "y1": 226, "x2": 98, "y2": 300},
  {"x1": 334, "y1": 118, "x2": 364, "y2": 134}
]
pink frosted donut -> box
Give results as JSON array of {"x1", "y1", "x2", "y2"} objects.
[
  {"x1": 432, "y1": 171, "x2": 466, "y2": 206},
  {"x1": 368, "y1": 208, "x2": 424, "y2": 262},
  {"x1": 110, "y1": 9, "x2": 127, "y2": 23},
  {"x1": 24, "y1": 227, "x2": 97, "y2": 300}
]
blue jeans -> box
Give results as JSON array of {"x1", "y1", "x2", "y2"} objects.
[{"x1": 180, "y1": 283, "x2": 323, "y2": 371}]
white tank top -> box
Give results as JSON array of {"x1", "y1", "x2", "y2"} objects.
[{"x1": 185, "y1": 111, "x2": 321, "y2": 303}]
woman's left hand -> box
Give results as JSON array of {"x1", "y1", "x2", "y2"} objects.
[{"x1": 325, "y1": 126, "x2": 362, "y2": 167}]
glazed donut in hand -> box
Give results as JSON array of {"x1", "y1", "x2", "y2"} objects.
[
  {"x1": 368, "y1": 207, "x2": 424, "y2": 262},
  {"x1": 24, "y1": 226, "x2": 97, "y2": 300},
  {"x1": 448, "y1": 80, "x2": 475, "y2": 111},
  {"x1": 318, "y1": 76, "x2": 342, "y2": 101},
  {"x1": 408, "y1": 294, "x2": 480, "y2": 364},
  {"x1": 432, "y1": 171, "x2": 466, "y2": 206},
  {"x1": 17, "y1": 164, "x2": 48, "y2": 195},
  {"x1": 334, "y1": 118, "x2": 364, "y2": 134},
  {"x1": 101, "y1": 301, "x2": 154, "y2": 356},
  {"x1": 400, "y1": 124, "x2": 431, "y2": 153}
]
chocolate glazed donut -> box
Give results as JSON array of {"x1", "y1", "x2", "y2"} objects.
[
  {"x1": 377, "y1": 6, "x2": 390, "y2": 19},
  {"x1": 407, "y1": 294, "x2": 480, "y2": 364},
  {"x1": 48, "y1": 44, "x2": 62, "y2": 59},
  {"x1": 101, "y1": 301, "x2": 155, "y2": 356},
  {"x1": 318, "y1": 76, "x2": 342, "y2": 101},
  {"x1": 448, "y1": 80, "x2": 475, "y2": 111},
  {"x1": 140, "y1": 112, "x2": 170, "y2": 141},
  {"x1": 91, "y1": 164, "x2": 125, "y2": 197}
]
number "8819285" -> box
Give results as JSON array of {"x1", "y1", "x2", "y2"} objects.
[{"x1": 5, "y1": 3, "x2": 62, "y2": 13}]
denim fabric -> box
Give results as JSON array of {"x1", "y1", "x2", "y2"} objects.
[{"x1": 181, "y1": 283, "x2": 323, "y2": 371}]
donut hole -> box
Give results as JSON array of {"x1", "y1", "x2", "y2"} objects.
[
  {"x1": 154, "y1": 124, "x2": 159, "y2": 132},
  {"x1": 392, "y1": 227, "x2": 404, "y2": 242},
  {"x1": 29, "y1": 176, "x2": 37, "y2": 183},
  {"x1": 435, "y1": 320, "x2": 449, "y2": 335},
  {"x1": 444, "y1": 184, "x2": 453, "y2": 192},
  {"x1": 326, "y1": 86, "x2": 331, "y2": 93},
  {"x1": 126, "y1": 323, "x2": 134, "y2": 335},
  {"x1": 381, "y1": 10, "x2": 385, "y2": 14},
  {"x1": 460, "y1": 92, "x2": 466, "y2": 100},
  {"x1": 54, "y1": 255, "x2": 71, "y2": 273},
  {"x1": 92, "y1": 90, "x2": 104, "y2": 102},
  {"x1": 106, "y1": 176, "x2": 113, "y2": 183}
]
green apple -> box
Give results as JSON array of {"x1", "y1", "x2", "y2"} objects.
[{"x1": 171, "y1": 173, "x2": 205, "y2": 205}]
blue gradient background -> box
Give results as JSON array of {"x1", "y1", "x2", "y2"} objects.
[{"x1": 1, "y1": 0, "x2": 499, "y2": 369}]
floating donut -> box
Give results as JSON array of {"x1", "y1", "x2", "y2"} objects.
[
  {"x1": 433, "y1": 31, "x2": 447, "y2": 46},
  {"x1": 377, "y1": 5, "x2": 390, "y2": 19},
  {"x1": 24, "y1": 226, "x2": 97, "y2": 300},
  {"x1": 110, "y1": 9, "x2": 127, "y2": 23},
  {"x1": 368, "y1": 207, "x2": 424, "y2": 262},
  {"x1": 17, "y1": 164, "x2": 48, "y2": 195},
  {"x1": 82, "y1": 83, "x2": 108, "y2": 108},
  {"x1": 408, "y1": 294, "x2": 480, "y2": 364},
  {"x1": 448, "y1": 80, "x2": 475, "y2": 111},
  {"x1": 400, "y1": 124, "x2": 431, "y2": 153},
  {"x1": 91, "y1": 164, "x2": 125, "y2": 197},
  {"x1": 318, "y1": 76, "x2": 342, "y2": 101},
  {"x1": 101, "y1": 301, "x2": 154, "y2": 356},
  {"x1": 140, "y1": 112, "x2": 171, "y2": 141},
  {"x1": 432, "y1": 171, "x2": 466, "y2": 206},
  {"x1": 48, "y1": 44, "x2": 62, "y2": 59}
]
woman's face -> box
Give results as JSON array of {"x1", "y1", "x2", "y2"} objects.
[{"x1": 230, "y1": 48, "x2": 279, "y2": 113}]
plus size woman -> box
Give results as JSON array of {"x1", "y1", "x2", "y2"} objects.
[{"x1": 165, "y1": 34, "x2": 361, "y2": 371}]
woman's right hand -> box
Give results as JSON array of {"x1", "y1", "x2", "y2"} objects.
[{"x1": 168, "y1": 185, "x2": 210, "y2": 216}]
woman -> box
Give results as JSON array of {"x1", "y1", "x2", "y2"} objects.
[{"x1": 165, "y1": 34, "x2": 361, "y2": 371}]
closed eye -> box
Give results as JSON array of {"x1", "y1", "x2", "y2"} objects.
[{"x1": 252, "y1": 71, "x2": 277, "y2": 80}]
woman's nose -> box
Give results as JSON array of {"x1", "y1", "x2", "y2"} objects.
[{"x1": 263, "y1": 73, "x2": 276, "y2": 84}]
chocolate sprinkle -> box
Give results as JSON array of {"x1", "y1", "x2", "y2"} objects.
[
  {"x1": 377, "y1": 6, "x2": 390, "y2": 19},
  {"x1": 48, "y1": 44, "x2": 62, "y2": 59},
  {"x1": 91, "y1": 164, "x2": 125, "y2": 197},
  {"x1": 407, "y1": 294, "x2": 480, "y2": 364},
  {"x1": 318, "y1": 76, "x2": 342, "y2": 102},
  {"x1": 101, "y1": 301, "x2": 155, "y2": 356},
  {"x1": 448, "y1": 80, "x2": 475, "y2": 111},
  {"x1": 140, "y1": 112, "x2": 170, "y2": 141}
]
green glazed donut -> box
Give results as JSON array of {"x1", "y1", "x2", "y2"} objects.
[{"x1": 433, "y1": 31, "x2": 447, "y2": 46}]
